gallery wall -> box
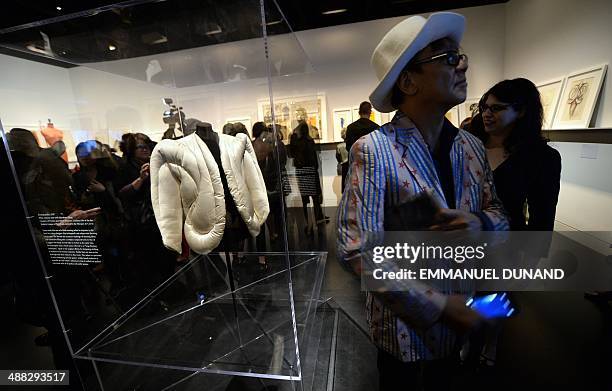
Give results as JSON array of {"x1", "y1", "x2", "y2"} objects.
[
  {"x1": 1, "y1": 0, "x2": 611, "y2": 239},
  {"x1": 0, "y1": 53, "x2": 78, "y2": 131},
  {"x1": 503, "y1": 0, "x2": 612, "y2": 237}
]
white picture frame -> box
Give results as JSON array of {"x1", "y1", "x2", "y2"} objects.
[
  {"x1": 332, "y1": 108, "x2": 353, "y2": 141},
  {"x1": 552, "y1": 64, "x2": 607, "y2": 129},
  {"x1": 535, "y1": 77, "x2": 564, "y2": 130},
  {"x1": 257, "y1": 94, "x2": 328, "y2": 141}
]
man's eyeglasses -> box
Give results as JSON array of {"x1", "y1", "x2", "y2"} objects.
[
  {"x1": 411, "y1": 50, "x2": 468, "y2": 67},
  {"x1": 479, "y1": 103, "x2": 515, "y2": 114}
]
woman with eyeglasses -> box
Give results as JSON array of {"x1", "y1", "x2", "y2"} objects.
[
  {"x1": 475, "y1": 78, "x2": 562, "y2": 231},
  {"x1": 461, "y1": 79, "x2": 562, "y2": 374}
]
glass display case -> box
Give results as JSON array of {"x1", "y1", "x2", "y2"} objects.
[{"x1": 0, "y1": 1, "x2": 329, "y2": 389}]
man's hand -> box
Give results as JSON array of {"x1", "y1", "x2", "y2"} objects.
[
  {"x1": 430, "y1": 208, "x2": 482, "y2": 231},
  {"x1": 442, "y1": 294, "x2": 483, "y2": 334}
]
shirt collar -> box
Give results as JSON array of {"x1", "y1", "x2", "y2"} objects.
[{"x1": 389, "y1": 110, "x2": 460, "y2": 148}]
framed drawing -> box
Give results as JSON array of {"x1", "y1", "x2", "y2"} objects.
[
  {"x1": 536, "y1": 78, "x2": 564, "y2": 129},
  {"x1": 553, "y1": 64, "x2": 607, "y2": 129},
  {"x1": 445, "y1": 106, "x2": 460, "y2": 127},
  {"x1": 459, "y1": 98, "x2": 481, "y2": 123},
  {"x1": 225, "y1": 117, "x2": 252, "y2": 133},
  {"x1": 258, "y1": 94, "x2": 327, "y2": 141},
  {"x1": 332, "y1": 108, "x2": 353, "y2": 141}
]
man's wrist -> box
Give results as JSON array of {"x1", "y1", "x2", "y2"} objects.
[{"x1": 473, "y1": 211, "x2": 493, "y2": 231}]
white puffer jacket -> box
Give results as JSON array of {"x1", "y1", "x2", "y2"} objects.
[{"x1": 150, "y1": 133, "x2": 269, "y2": 254}]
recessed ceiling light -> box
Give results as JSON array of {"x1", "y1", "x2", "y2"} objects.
[
  {"x1": 108, "y1": 44, "x2": 116, "y2": 51},
  {"x1": 266, "y1": 20, "x2": 282, "y2": 26},
  {"x1": 322, "y1": 9, "x2": 347, "y2": 15},
  {"x1": 56, "y1": 6, "x2": 62, "y2": 11}
]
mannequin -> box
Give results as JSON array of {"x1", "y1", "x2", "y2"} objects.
[
  {"x1": 195, "y1": 124, "x2": 250, "y2": 252},
  {"x1": 150, "y1": 120, "x2": 268, "y2": 255}
]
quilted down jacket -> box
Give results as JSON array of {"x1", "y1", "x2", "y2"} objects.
[{"x1": 150, "y1": 133, "x2": 269, "y2": 254}]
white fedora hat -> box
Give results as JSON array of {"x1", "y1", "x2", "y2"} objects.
[{"x1": 369, "y1": 12, "x2": 465, "y2": 113}]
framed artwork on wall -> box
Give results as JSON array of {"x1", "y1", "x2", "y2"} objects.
[
  {"x1": 553, "y1": 64, "x2": 607, "y2": 129},
  {"x1": 258, "y1": 94, "x2": 327, "y2": 141},
  {"x1": 332, "y1": 108, "x2": 353, "y2": 141},
  {"x1": 459, "y1": 98, "x2": 481, "y2": 123},
  {"x1": 536, "y1": 77, "x2": 564, "y2": 129}
]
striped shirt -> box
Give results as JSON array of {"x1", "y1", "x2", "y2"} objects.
[{"x1": 337, "y1": 111, "x2": 508, "y2": 361}]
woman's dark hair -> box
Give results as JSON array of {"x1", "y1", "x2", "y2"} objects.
[
  {"x1": 467, "y1": 113, "x2": 486, "y2": 141},
  {"x1": 222, "y1": 123, "x2": 235, "y2": 135},
  {"x1": 252, "y1": 121, "x2": 267, "y2": 139},
  {"x1": 480, "y1": 78, "x2": 546, "y2": 154},
  {"x1": 233, "y1": 122, "x2": 249, "y2": 137},
  {"x1": 120, "y1": 133, "x2": 155, "y2": 160},
  {"x1": 269, "y1": 124, "x2": 285, "y2": 141}
]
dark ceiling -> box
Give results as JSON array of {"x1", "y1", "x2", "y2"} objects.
[{"x1": 0, "y1": 0, "x2": 507, "y2": 67}]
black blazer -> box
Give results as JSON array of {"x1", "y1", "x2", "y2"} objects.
[
  {"x1": 345, "y1": 118, "x2": 379, "y2": 155},
  {"x1": 492, "y1": 143, "x2": 561, "y2": 231}
]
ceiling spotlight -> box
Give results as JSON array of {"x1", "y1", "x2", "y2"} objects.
[
  {"x1": 322, "y1": 9, "x2": 347, "y2": 15},
  {"x1": 266, "y1": 20, "x2": 282, "y2": 26},
  {"x1": 108, "y1": 44, "x2": 116, "y2": 51},
  {"x1": 56, "y1": 6, "x2": 62, "y2": 11}
]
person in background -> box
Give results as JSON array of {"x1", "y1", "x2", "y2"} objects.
[
  {"x1": 232, "y1": 122, "x2": 249, "y2": 137},
  {"x1": 252, "y1": 122, "x2": 287, "y2": 253},
  {"x1": 5, "y1": 129, "x2": 92, "y2": 385},
  {"x1": 115, "y1": 133, "x2": 176, "y2": 295},
  {"x1": 477, "y1": 78, "x2": 561, "y2": 231},
  {"x1": 222, "y1": 123, "x2": 235, "y2": 136},
  {"x1": 345, "y1": 101, "x2": 379, "y2": 154},
  {"x1": 73, "y1": 141, "x2": 125, "y2": 297},
  {"x1": 335, "y1": 127, "x2": 349, "y2": 189},
  {"x1": 290, "y1": 122, "x2": 329, "y2": 236},
  {"x1": 460, "y1": 116, "x2": 472, "y2": 130},
  {"x1": 462, "y1": 79, "x2": 562, "y2": 373}
]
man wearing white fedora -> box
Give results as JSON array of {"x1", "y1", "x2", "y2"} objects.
[{"x1": 337, "y1": 12, "x2": 508, "y2": 389}]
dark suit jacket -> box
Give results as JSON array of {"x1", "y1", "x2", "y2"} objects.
[
  {"x1": 493, "y1": 143, "x2": 561, "y2": 230},
  {"x1": 345, "y1": 117, "x2": 379, "y2": 155}
]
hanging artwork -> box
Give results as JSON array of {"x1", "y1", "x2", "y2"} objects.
[
  {"x1": 553, "y1": 64, "x2": 607, "y2": 129},
  {"x1": 459, "y1": 98, "x2": 481, "y2": 123},
  {"x1": 258, "y1": 94, "x2": 327, "y2": 141},
  {"x1": 536, "y1": 78, "x2": 564, "y2": 129},
  {"x1": 332, "y1": 108, "x2": 353, "y2": 141}
]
